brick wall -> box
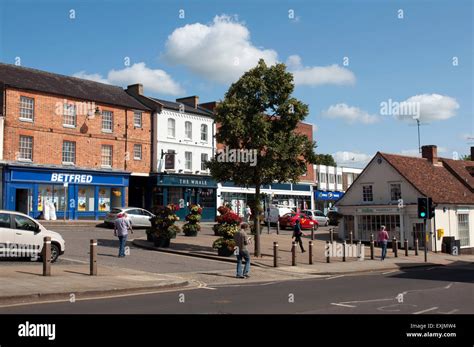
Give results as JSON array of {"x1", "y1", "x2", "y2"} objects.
[{"x1": 4, "y1": 88, "x2": 151, "y2": 173}]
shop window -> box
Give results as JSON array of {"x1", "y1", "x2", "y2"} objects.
[
  {"x1": 134, "y1": 111, "x2": 142, "y2": 128},
  {"x1": 38, "y1": 185, "x2": 65, "y2": 213},
  {"x1": 337, "y1": 174, "x2": 342, "y2": 185},
  {"x1": 77, "y1": 186, "x2": 95, "y2": 212},
  {"x1": 199, "y1": 188, "x2": 214, "y2": 208},
  {"x1": 168, "y1": 187, "x2": 183, "y2": 206},
  {"x1": 102, "y1": 111, "x2": 113, "y2": 132},
  {"x1": 20, "y1": 96, "x2": 34, "y2": 121},
  {"x1": 362, "y1": 185, "x2": 373, "y2": 202},
  {"x1": 98, "y1": 188, "x2": 111, "y2": 212},
  {"x1": 152, "y1": 186, "x2": 164, "y2": 207},
  {"x1": 19, "y1": 135, "x2": 33, "y2": 161},
  {"x1": 390, "y1": 183, "x2": 401, "y2": 201},
  {"x1": 111, "y1": 188, "x2": 122, "y2": 208}
]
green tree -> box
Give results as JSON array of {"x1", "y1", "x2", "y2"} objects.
[
  {"x1": 206, "y1": 59, "x2": 317, "y2": 256},
  {"x1": 461, "y1": 154, "x2": 471, "y2": 161},
  {"x1": 315, "y1": 154, "x2": 337, "y2": 166}
]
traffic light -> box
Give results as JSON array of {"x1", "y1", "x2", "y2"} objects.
[
  {"x1": 428, "y1": 197, "x2": 435, "y2": 219},
  {"x1": 418, "y1": 197, "x2": 428, "y2": 219}
]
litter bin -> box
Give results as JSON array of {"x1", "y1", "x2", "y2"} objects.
[{"x1": 442, "y1": 236, "x2": 455, "y2": 254}]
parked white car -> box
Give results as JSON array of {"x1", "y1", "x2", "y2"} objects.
[
  {"x1": 104, "y1": 207, "x2": 154, "y2": 228},
  {"x1": 0, "y1": 210, "x2": 65, "y2": 262},
  {"x1": 264, "y1": 206, "x2": 295, "y2": 225},
  {"x1": 302, "y1": 210, "x2": 329, "y2": 226}
]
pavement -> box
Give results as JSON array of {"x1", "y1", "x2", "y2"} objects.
[
  {"x1": 0, "y1": 263, "x2": 189, "y2": 306},
  {"x1": 133, "y1": 224, "x2": 474, "y2": 274}
]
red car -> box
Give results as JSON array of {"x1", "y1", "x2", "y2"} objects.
[{"x1": 278, "y1": 213, "x2": 318, "y2": 230}]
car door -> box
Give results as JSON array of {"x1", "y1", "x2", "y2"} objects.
[
  {"x1": 0, "y1": 213, "x2": 16, "y2": 256},
  {"x1": 316, "y1": 211, "x2": 326, "y2": 225},
  {"x1": 127, "y1": 209, "x2": 143, "y2": 227},
  {"x1": 140, "y1": 209, "x2": 153, "y2": 227},
  {"x1": 13, "y1": 214, "x2": 42, "y2": 258}
]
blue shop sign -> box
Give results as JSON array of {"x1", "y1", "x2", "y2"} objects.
[
  {"x1": 9, "y1": 168, "x2": 128, "y2": 186},
  {"x1": 315, "y1": 190, "x2": 344, "y2": 201}
]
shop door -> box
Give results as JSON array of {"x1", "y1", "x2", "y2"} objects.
[
  {"x1": 412, "y1": 222, "x2": 426, "y2": 249},
  {"x1": 15, "y1": 189, "x2": 30, "y2": 215}
]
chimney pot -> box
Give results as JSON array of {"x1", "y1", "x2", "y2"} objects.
[
  {"x1": 126, "y1": 84, "x2": 143, "y2": 96},
  {"x1": 421, "y1": 145, "x2": 438, "y2": 165},
  {"x1": 176, "y1": 96, "x2": 199, "y2": 109}
]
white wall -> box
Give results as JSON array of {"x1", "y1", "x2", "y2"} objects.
[{"x1": 155, "y1": 109, "x2": 214, "y2": 174}]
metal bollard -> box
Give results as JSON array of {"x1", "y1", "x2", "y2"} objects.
[
  {"x1": 273, "y1": 242, "x2": 279, "y2": 267},
  {"x1": 404, "y1": 239, "x2": 409, "y2": 256},
  {"x1": 342, "y1": 240, "x2": 346, "y2": 262},
  {"x1": 276, "y1": 221, "x2": 280, "y2": 235},
  {"x1": 415, "y1": 238, "x2": 419, "y2": 256},
  {"x1": 311, "y1": 225, "x2": 314, "y2": 240},
  {"x1": 292, "y1": 241, "x2": 296, "y2": 266},
  {"x1": 309, "y1": 241, "x2": 313, "y2": 265},
  {"x1": 326, "y1": 241, "x2": 330, "y2": 263},
  {"x1": 393, "y1": 237, "x2": 398, "y2": 258},
  {"x1": 43, "y1": 236, "x2": 51, "y2": 276},
  {"x1": 349, "y1": 231, "x2": 353, "y2": 244},
  {"x1": 90, "y1": 239, "x2": 97, "y2": 276},
  {"x1": 267, "y1": 222, "x2": 270, "y2": 234},
  {"x1": 357, "y1": 240, "x2": 362, "y2": 260},
  {"x1": 370, "y1": 234, "x2": 375, "y2": 260}
]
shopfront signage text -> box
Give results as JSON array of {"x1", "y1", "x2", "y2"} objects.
[
  {"x1": 51, "y1": 173, "x2": 93, "y2": 184},
  {"x1": 179, "y1": 178, "x2": 208, "y2": 186}
]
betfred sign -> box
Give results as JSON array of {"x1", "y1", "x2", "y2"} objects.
[{"x1": 51, "y1": 173, "x2": 93, "y2": 184}]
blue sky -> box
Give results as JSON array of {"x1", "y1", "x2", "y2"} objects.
[{"x1": 1, "y1": 0, "x2": 472, "y2": 167}]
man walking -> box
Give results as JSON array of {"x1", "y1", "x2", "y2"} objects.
[
  {"x1": 377, "y1": 225, "x2": 389, "y2": 261},
  {"x1": 114, "y1": 212, "x2": 133, "y2": 257},
  {"x1": 234, "y1": 223, "x2": 251, "y2": 278},
  {"x1": 292, "y1": 219, "x2": 306, "y2": 253}
]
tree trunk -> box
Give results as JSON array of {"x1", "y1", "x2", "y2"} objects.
[{"x1": 254, "y1": 184, "x2": 261, "y2": 257}]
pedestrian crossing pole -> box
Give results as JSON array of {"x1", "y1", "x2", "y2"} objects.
[{"x1": 424, "y1": 219, "x2": 428, "y2": 263}]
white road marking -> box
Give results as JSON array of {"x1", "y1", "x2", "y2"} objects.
[
  {"x1": 326, "y1": 275, "x2": 345, "y2": 280},
  {"x1": 438, "y1": 309, "x2": 459, "y2": 314},
  {"x1": 413, "y1": 306, "x2": 439, "y2": 315},
  {"x1": 331, "y1": 303, "x2": 356, "y2": 308},
  {"x1": 382, "y1": 270, "x2": 399, "y2": 275}
]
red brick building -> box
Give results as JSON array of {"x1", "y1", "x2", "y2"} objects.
[{"x1": 0, "y1": 63, "x2": 151, "y2": 219}]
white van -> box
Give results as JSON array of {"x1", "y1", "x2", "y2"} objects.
[
  {"x1": 0, "y1": 210, "x2": 65, "y2": 262},
  {"x1": 264, "y1": 206, "x2": 294, "y2": 225}
]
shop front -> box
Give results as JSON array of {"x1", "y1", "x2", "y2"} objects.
[
  {"x1": 218, "y1": 182, "x2": 314, "y2": 216},
  {"x1": 3, "y1": 165, "x2": 128, "y2": 220},
  {"x1": 151, "y1": 174, "x2": 217, "y2": 222},
  {"x1": 314, "y1": 190, "x2": 345, "y2": 214}
]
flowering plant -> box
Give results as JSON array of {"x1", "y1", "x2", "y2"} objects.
[{"x1": 183, "y1": 204, "x2": 202, "y2": 236}]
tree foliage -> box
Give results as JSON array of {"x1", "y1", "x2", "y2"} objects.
[
  {"x1": 314, "y1": 154, "x2": 337, "y2": 167},
  {"x1": 206, "y1": 59, "x2": 317, "y2": 255}
]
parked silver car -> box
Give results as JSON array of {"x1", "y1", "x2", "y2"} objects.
[
  {"x1": 302, "y1": 210, "x2": 329, "y2": 226},
  {"x1": 104, "y1": 207, "x2": 154, "y2": 228}
]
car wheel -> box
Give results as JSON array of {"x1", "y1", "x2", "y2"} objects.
[
  {"x1": 50, "y1": 244, "x2": 60, "y2": 263},
  {"x1": 325, "y1": 221, "x2": 329, "y2": 227}
]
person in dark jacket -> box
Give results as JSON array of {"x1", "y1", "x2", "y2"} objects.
[{"x1": 292, "y1": 219, "x2": 306, "y2": 253}]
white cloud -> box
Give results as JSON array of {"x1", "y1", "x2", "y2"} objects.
[
  {"x1": 73, "y1": 63, "x2": 184, "y2": 96},
  {"x1": 333, "y1": 151, "x2": 372, "y2": 167},
  {"x1": 321, "y1": 103, "x2": 379, "y2": 124},
  {"x1": 287, "y1": 55, "x2": 356, "y2": 87},
  {"x1": 73, "y1": 71, "x2": 109, "y2": 84},
  {"x1": 397, "y1": 94, "x2": 459, "y2": 122},
  {"x1": 164, "y1": 15, "x2": 278, "y2": 84}
]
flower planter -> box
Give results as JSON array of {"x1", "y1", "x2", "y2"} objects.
[
  {"x1": 183, "y1": 230, "x2": 198, "y2": 237},
  {"x1": 153, "y1": 236, "x2": 171, "y2": 248},
  {"x1": 217, "y1": 247, "x2": 234, "y2": 257}
]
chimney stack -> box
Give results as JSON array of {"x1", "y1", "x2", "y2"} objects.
[
  {"x1": 126, "y1": 84, "x2": 144, "y2": 96},
  {"x1": 421, "y1": 145, "x2": 438, "y2": 165},
  {"x1": 470, "y1": 146, "x2": 474, "y2": 161},
  {"x1": 176, "y1": 96, "x2": 199, "y2": 109}
]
